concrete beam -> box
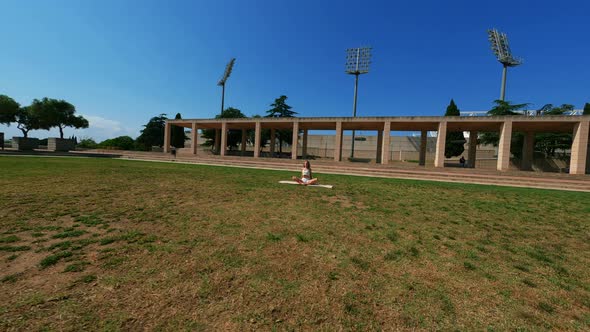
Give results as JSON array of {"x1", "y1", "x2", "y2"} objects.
[
  {"x1": 270, "y1": 128, "x2": 276, "y2": 155},
  {"x1": 434, "y1": 121, "x2": 447, "y2": 168},
  {"x1": 254, "y1": 122, "x2": 261, "y2": 158},
  {"x1": 521, "y1": 131, "x2": 534, "y2": 171},
  {"x1": 570, "y1": 121, "x2": 589, "y2": 175},
  {"x1": 191, "y1": 123, "x2": 198, "y2": 155},
  {"x1": 302, "y1": 129, "x2": 308, "y2": 159},
  {"x1": 419, "y1": 130, "x2": 427, "y2": 166},
  {"x1": 334, "y1": 121, "x2": 343, "y2": 162},
  {"x1": 163, "y1": 122, "x2": 171, "y2": 153},
  {"x1": 291, "y1": 122, "x2": 299, "y2": 160},
  {"x1": 220, "y1": 122, "x2": 227, "y2": 156},
  {"x1": 497, "y1": 120, "x2": 513, "y2": 171},
  {"x1": 241, "y1": 129, "x2": 247, "y2": 156},
  {"x1": 468, "y1": 131, "x2": 477, "y2": 168},
  {"x1": 381, "y1": 122, "x2": 391, "y2": 164},
  {"x1": 376, "y1": 130, "x2": 383, "y2": 164}
]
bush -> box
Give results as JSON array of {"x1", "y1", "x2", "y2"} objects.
[
  {"x1": 78, "y1": 138, "x2": 98, "y2": 149},
  {"x1": 98, "y1": 136, "x2": 135, "y2": 150}
]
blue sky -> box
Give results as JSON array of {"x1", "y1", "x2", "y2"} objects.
[{"x1": 1, "y1": 0, "x2": 589, "y2": 141}]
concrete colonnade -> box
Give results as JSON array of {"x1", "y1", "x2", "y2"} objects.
[{"x1": 164, "y1": 116, "x2": 590, "y2": 175}]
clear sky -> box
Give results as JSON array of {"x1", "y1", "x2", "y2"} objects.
[{"x1": 1, "y1": 0, "x2": 589, "y2": 141}]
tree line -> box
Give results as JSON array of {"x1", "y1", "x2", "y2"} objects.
[{"x1": 0, "y1": 95, "x2": 88, "y2": 138}]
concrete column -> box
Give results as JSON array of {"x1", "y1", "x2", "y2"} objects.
[
  {"x1": 434, "y1": 121, "x2": 447, "y2": 168},
  {"x1": 254, "y1": 122, "x2": 261, "y2": 158},
  {"x1": 220, "y1": 122, "x2": 227, "y2": 156},
  {"x1": 521, "y1": 131, "x2": 535, "y2": 171},
  {"x1": 270, "y1": 128, "x2": 276, "y2": 155},
  {"x1": 191, "y1": 122, "x2": 198, "y2": 155},
  {"x1": 376, "y1": 130, "x2": 383, "y2": 163},
  {"x1": 381, "y1": 122, "x2": 391, "y2": 164},
  {"x1": 497, "y1": 120, "x2": 513, "y2": 171},
  {"x1": 163, "y1": 122, "x2": 171, "y2": 153},
  {"x1": 291, "y1": 122, "x2": 299, "y2": 160},
  {"x1": 241, "y1": 129, "x2": 247, "y2": 156},
  {"x1": 468, "y1": 131, "x2": 477, "y2": 168},
  {"x1": 334, "y1": 121, "x2": 343, "y2": 162},
  {"x1": 302, "y1": 129, "x2": 308, "y2": 158},
  {"x1": 570, "y1": 121, "x2": 589, "y2": 175},
  {"x1": 214, "y1": 129, "x2": 221, "y2": 154},
  {"x1": 419, "y1": 130, "x2": 427, "y2": 166}
]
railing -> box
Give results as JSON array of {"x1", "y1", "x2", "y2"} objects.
[{"x1": 460, "y1": 110, "x2": 584, "y2": 116}]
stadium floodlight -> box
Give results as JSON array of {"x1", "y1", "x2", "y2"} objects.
[
  {"x1": 217, "y1": 58, "x2": 236, "y2": 115},
  {"x1": 345, "y1": 46, "x2": 372, "y2": 159},
  {"x1": 487, "y1": 29, "x2": 522, "y2": 100}
]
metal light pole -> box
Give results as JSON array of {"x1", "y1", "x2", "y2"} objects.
[
  {"x1": 345, "y1": 47, "x2": 372, "y2": 159},
  {"x1": 487, "y1": 29, "x2": 522, "y2": 101},
  {"x1": 215, "y1": 58, "x2": 235, "y2": 153}
]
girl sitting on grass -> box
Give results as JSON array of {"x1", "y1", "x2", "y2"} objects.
[{"x1": 292, "y1": 160, "x2": 318, "y2": 185}]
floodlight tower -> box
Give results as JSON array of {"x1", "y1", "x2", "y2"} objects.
[
  {"x1": 345, "y1": 46, "x2": 372, "y2": 158},
  {"x1": 487, "y1": 29, "x2": 522, "y2": 101},
  {"x1": 217, "y1": 58, "x2": 236, "y2": 116}
]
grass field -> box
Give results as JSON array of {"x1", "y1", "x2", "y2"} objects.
[{"x1": 1, "y1": 156, "x2": 589, "y2": 331}]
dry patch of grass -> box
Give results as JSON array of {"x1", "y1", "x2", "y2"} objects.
[{"x1": 0, "y1": 156, "x2": 589, "y2": 331}]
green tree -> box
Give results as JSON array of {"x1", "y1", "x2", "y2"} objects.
[
  {"x1": 0, "y1": 95, "x2": 20, "y2": 125},
  {"x1": 584, "y1": 103, "x2": 590, "y2": 115},
  {"x1": 265, "y1": 95, "x2": 297, "y2": 154},
  {"x1": 534, "y1": 104, "x2": 574, "y2": 157},
  {"x1": 170, "y1": 113, "x2": 187, "y2": 148},
  {"x1": 480, "y1": 100, "x2": 529, "y2": 147},
  {"x1": 136, "y1": 114, "x2": 167, "y2": 151},
  {"x1": 15, "y1": 106, "x2": 42, "y2": 138},
  {"x1": 98, "y1": 136, "x2": 135, "y2": 150},
  {"x1": 443, "y1": 99, "x2": 465, "y2": 158},
  {"x1": 32, "y1": 98, "x2": 89, "y2": 138},
  {"x1": 202, "y1": 107, "x2": 247, "y2": 150}
]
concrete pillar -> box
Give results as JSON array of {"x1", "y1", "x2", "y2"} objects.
[
  {"x1": 163, "y1": 122, "x2": 171, "y2": 153},
  {"x1": 381, "y1": 122, "x2": 391, "y2": 164},
  {"x1": 521, "y1": 131, "x2": 535, "y2": 171},
  {"x1": 241, "y1": 129, "x2": 247, "y2": 156},
  {"x1": 214, "y1": 129, "x2": 221, "y2": 154},
  {"x1": 468, "y1": 131, "x2": 477, "y2": 168},
  {"x1": 254, "y1": 122, "x2": 261, "y2": 158},
  {"x1": 270, "y1": 128, "x2": 276, "y2": 155},
  {"x1": 497, "y1": 120, "x2": 513, "y2": 171},
  {"x1": 376, "y1": 130, "x2": 383, "y2": 163},
  {"x1": 191, "y1": 123, "x2": 198, "y2": 155},
  {"x1": 419, "y1": 130, "x2": 427, "y2": 166},
  {"x1": 434, "y1": 121, "x2": 447, "y2": 168},
  {"x1": 334, "y1": 121, "x2": 343, "y2": 162},
  {"x1": 291, "y1": 122, "x2": 299, "y2": 160},
  {"x1": 220, "y1": 122, "x2": 227, "y2": 156},
  {"x1": 570, "y1": 121, "x2": 589, "y2": 175},
  {"x1": 302, "y1": 129, "x2": 308, "y2": 158}
]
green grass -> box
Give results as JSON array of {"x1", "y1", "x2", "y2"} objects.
[{"x1": 0, "y1": 156, "x2": 589, "y2": 331}]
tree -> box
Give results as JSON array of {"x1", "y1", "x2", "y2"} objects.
[
  {"x1": 265, "y1": 95, "x2": 297, "y2": 154},
  {"x1": 170, "y1": 113, "x2": 187, "y2": 148},
  {"x1": 534, "y1": 104, "x2": 574, "y2": 157},
  {"x1": 78, "y1": 137, "x2": 98, "y2": 149},
  {"x1": 202, "y1": 107, "x2": 247, "y2": 150},
  {"x1": 480, "y1": 100, "x2": 530, "y2": 147},
  {"x1": 33, "y1": 98, "x2": 89, "y2": 138},
  {"x1": 584, "y1": 103, "x2": 590, "y2": 115},
  {"x1": 443, "y1": 99, "x2": 465, "y2": 158},
  {"x1": 488, "y1": 99, "x2": 529, "y2": 116},
  {"x1": 136, "y1": 114, "x2": 167, "y2": 151},
  {"x1": 0, "y1": 95, "x2": 20, "y2": 125},
  {"x1": 15, "y1": 106, "x2": 42, "y2": 138}
]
